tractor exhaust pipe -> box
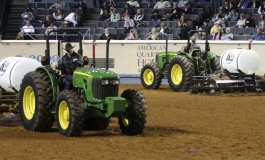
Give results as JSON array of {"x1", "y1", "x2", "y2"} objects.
[
  {"x1": 106, "y1": 38, "x2": 111, "y2": 70},
  {"x1": 165, "y1": 34, "x2": 168, "y2": 64}
]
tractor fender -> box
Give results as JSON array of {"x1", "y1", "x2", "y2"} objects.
[
  {"x1": 206, "y1": 51, "x2": 217, "y2": 61},
  {"x1": 36, "y1": 67, "x2": 58, "y2": 101}
]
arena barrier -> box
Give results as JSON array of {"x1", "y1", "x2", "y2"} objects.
[{"x1": 0, "y1": 40, "x2": 264, "y2": 76}]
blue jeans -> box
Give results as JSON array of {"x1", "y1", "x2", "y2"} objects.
[{"x1": 62, "y1": 74, "x2": 72, "y2": 90}]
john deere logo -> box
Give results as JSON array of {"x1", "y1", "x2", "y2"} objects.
[{"x1": 225, "y1": 53, "x2": 234, "y2": 64}]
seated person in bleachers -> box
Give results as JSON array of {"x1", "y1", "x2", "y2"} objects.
[
  {"x1": 154, "y1": 0, "x2": 171, "y2": 9},
  {"x1": 252, "y1": 28, "x2": 265, "y2": 40},
  {"x1": 110, "y1": 8, "x2": 121, "y2": 22},
  {"x1": 164, "y1": 2, "x2": 181, "y2": 21},
  {"x1": 45, "y1": 22, "x2": 58, "y2": 39},
  {"x1": 121, "y1": 4, "x2": 134, "y2": 19},
  {"x1": 49, "y1": 0, "x2": 67, "y2": 9},
  {"x1": 200, "y1": 19, "x2": 211, "y2": 35},
  {"x1": 225, "y1": 7, "x2": 240, "y2": 21},
  {"x1": 212, "y1": 27, "x2": 223, "y2": 40},
  {"x1": 21, "y1": 20, "x2": 35, "y2": 40},
  {"x1": 238, "y1": 0, "x2": 251, "y2": 8},
  {"x1": 53, "y1": 9, "x2": 65, "y2": 21},
  {"x1": 236, "y1": 14, "x2": 246, "y2": 28},
  {"x1": 256, "y1": 19, "x2": 265, "y2": 31},
  {"x1": 123, "y1": 12, "x2": 135, "y2": 27},
  {"x1": 210, "y1": 20, "x2": 222, "y2": 34},
  {"x1": 150, "y1": 9, "x2": 163, "y2": 27},
  {"x1": 249, "y1": 0, "x2": 261, "y2": 9},
  {"x1": 134, "y1": 8, "x2": 144, "y2": 27},
  {"x1": 245, "y1": 13, "x2": 256, "y2": 28},
  {"x1": 21, "y1": 8, "x2": 35, "y2": 26},
  {"x1": 222, "y1": 1, "x2": 231, "y2": 15},
  {"x1": 40, "y1": 14, "x2": 54, "y2": 28},
  {"x1": 178, "y1": 15, "x2": 187, "y2": 28},
  {"x1": 100, "y1": 28, "x2": 116, "y2": 40},
  {"x1": 221, "y1": 27, "x2": 234, "y2": 40},
  {"x1": 158, "y1": 22, "x2": 169, "y2": 35},
  {"x1": 258, "y1": 0, "x2": 265, "y2": 20},
  {"x1": 74, "y1": 0, "x2": 87, "y2": 26},
  {"x1": 125, "y1": 28, "x2": 139, "y2": 40},
  {"x1": 124, "y1": 22, "x2": 133, "y2": 34},
  {"x1": 212, "y1": 7, "x2": 227, "y2": 23},
  {"x1": 147, "y1": 27, "x2": 160, "y2": 40},
  {"x1": 192, "y1": 27, "x2": 206, "y2": 40},
  {"x1": 99, "y1": 2, "x2": 111, "y2": 21},
  {"x1": 105, "y1": 0, "x2": 117, "y2": 14},
  {"x1": 127, "y1": 0, "x2": 140, "y2": 8},
  {"x1": 179, "y1": 1, "x2": 192, "y2": 14},
  {"x1": 180, "y1": 22, "x2": 189, "y2": 40},
  {"x1": 15, "y1": 32, "x2": 24, "y2": 40},
  {"x1": 64, "y1": 10, "x2": 80, "y2": 27}
]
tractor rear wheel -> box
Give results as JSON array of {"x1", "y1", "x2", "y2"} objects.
[
  {"x1": 19, "y1": 71, "x2": 54, "y2": 132},
  {"x1": 210, "y1": 56, "x2": 221, "y2": 74},
  {"x1": 56, "y1": 90, "x2": 84, "y2": 137},
  {"x1": 83, "y1": 118, "x2": 110, "y2": 130},
  {"x1": 140, "y1": 62, "x2": 163, "y2": 89},
  {"x1": 167, "y1": 56, "x2": 195, "y2": 91},
  {"x1": 118, "y1": 89, "x2": 147, "y2": 135}
]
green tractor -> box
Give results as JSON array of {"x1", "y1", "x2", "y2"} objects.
[
  {"x1": 140, "y1": 30, "x2": 221, "y2": 91},
  {"x1": 19, "y1": 30, "x2": 147, "y2": 137}
]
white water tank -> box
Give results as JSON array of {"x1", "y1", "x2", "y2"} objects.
[
  {"x1": 220, "y1": 49, "x2": 260, "y2": 74},
  {"x1": 0, "y1": 57, "x2": 41, "y2": 92}
]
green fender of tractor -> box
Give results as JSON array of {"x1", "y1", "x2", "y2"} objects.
[
  {"x1": 206, "y1": 51, "x2": 218, "y2": 61},
  {"x1": 156, "y1": 52, "x2": 178, "y2": 70},
  {"x1": 36, "y1": 67, "x2": 58, "y2": 101}
]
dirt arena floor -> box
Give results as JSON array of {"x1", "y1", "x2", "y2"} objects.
[{"x1": 1, "y1": 84, "x2": 265, "y2": 160}]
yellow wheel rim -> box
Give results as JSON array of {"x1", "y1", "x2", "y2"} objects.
[
  {"x1": 171, "y1": 64, "x2": 183, "y2": 85},
  {"x1": 58, "y1": 101, "x2": 70, "y2": 130},
  {"x1": 143, "y1": 69, "x2": 154, "y2": 85},
  {"x1": 23, "y1": 86, "x2": 36, "y2": 120},
  {"x1": 122, "y1": 101, "x2": 130, "y2": 127}
]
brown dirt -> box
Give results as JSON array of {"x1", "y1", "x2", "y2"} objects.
[{"x1": 1, "y1": 84, "x2": 265, "y2": 160}]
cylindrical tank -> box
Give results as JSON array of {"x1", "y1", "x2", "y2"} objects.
[
  {"x1": 0, "y1": 57, "x2": 41, "y2": 92},
  {"x1": 220, "y1": 49, "x2": 260, "y2": 74}
]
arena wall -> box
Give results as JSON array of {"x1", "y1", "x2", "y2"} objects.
[{"x1": 0, "y1": 40, "x2": 264, "y2": 76}]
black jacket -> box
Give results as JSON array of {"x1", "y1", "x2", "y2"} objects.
[{"x1": 58, "y1": 51, "x2": 83, "y2": 74}]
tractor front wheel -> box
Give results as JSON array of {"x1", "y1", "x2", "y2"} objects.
[
  {"x1": 118, "y1": 89, "x2": 147, "y2": 135},
  {"x1": 140, "y1": 62, "x2": 163, "y2": 89},
  {"x1": 19, "y1": 71, "x2": 54, "y2": 132},
  {"x1": 167, "y1": 56, "x2": 195, "y2": 91},
  {"x1": 56, "y1": 91, "x2": 84, "y2": 137}
]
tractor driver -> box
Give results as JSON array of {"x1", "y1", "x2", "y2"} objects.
[
  {"x1": 189, "y1": 36, "x2": 201, "y2": 54},
  {"x1": 58, "y1": 42, "x2": 83, "y2": 90}
]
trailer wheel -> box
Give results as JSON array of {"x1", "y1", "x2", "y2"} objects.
[
  {"x1": 118, "y1": 89, "x2": 147, "y2": 135},
  {"x1": 210, "y1": 56, "x2": 221, "y2": 74},
  {"x1": 56, "y1": 91, "x2": 84, "y2": 137},
  {"x1": 140, "y1": 62, "x2": 163, "y2": 89},
  {"x1": 19, "y1": 71, "x2": 54, "y2": 132},
  {"x1": 84, "y1": 118, "x2": 110, "y2": 130},
  {"x1": 168, "y1": 56, "x2": 195, "y2": 91}
]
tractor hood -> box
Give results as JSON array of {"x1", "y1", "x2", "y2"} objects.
[{"x1": 74, "y1": 67, "x2": 119, "y2": 79}]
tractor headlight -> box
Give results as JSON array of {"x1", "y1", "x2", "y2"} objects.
[
  {"x1": 112, "y1": 79, "x2": 120, "y2": 85},
  {"x1": 101, "y1": 80, "x2": 109, "y2": 85}
]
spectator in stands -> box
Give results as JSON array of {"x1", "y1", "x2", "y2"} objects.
[
  {"x1": 110, "y1": 8, "x2": 121, "y2": 22},
  {"x1": 124, "y1": 21, "x2": 133, "y2": 34},
  {"x1": 123, "y1": 11, "x2": 135, "y2": 27},
  {"x1": 64, "y1": 10, "x2": 80, "y2": 27},
  {"x1": 108, "y1": 0, "x2": 118, "y2": 13},
  {"x1": 258, "y1": 0, "x2": 265, "y2": 20},
  {"x1": 212, "y1": 27, "x2": 223, "y2": 40},
  {"x1": 21, "y1": 8, "x2": 35, "y2": 26},
  {"x1": 178, "y1": 15, "x2": 187, "y2": 27},
  {"x1": 164, "y1": 2, "x2": 181, "y2": 21},
  {"x1": 212, "y1": 7, "x2": 226, "y2": 23},
  {"x1": 221, "y1": 27, "x2": 234, "y2": 40},
  {"x1": 235, "y1": 13, "x2": 246, "y2": 28},
  {"x1": 40, "y1": 14, "x2": 54, "y2": 28},
  {"x1": 45, "y1": 22, "x2": 58, "y2": 39},
  {"x1": 127, "y1": 0, "x2": 140, "y2": 8},
  {"x1": 180, "y1": 22, "x2": 189, "y2": 40},
  {"x1": 100, "y1": 28, "x2": 116, "y2": 40},
  {"x1": 223, "y1": 1, "x2": 231, "y2": 14},
  {"x1": 210, "y1": 20, "x2": 222, "y2": 34},
  {"x1": 74, "y1": 0, "x2": 88, "y2": 26},
  {"x1": 121, "y1": 3, "x2": 134, "y2": 18},
  {"x1": 245, "y1": 13, "x2": 256, "y2": 28},
  {"x1": 21, "y1": 20, "x2": 35, "y2": 40},
  {"x1": 252, "y1": 28, "x2": 265, "y2": 40},
  {"x1": 49, "y1": 0, "x2": 67, "y2": 9},
  {"x1": 158, "y1": 22, "x2": 169, "y2": 35},
  {"x1": 225, "y1": 7, "x2": 240, "y2": 21},
  {"x1": 150, "y1": 9, "x2": 163, "y2": 27},
  {"x1": 99, "y1": 2, "x2": 111, "y2": 21},
  {"x1": 134, "y1": 8, "x2": 144, "y2": 27},
  {"x1": 238, "y1": 0, "x2": 251, "y2": 8},
  {"x1": 15, "y1": 32, "x2": 24, "y2": 40},
  {"x1": 250, "y1": 0, "x2": 261, "y2": 8},
  {"x1": 153, "y1": 0, "x2": 171, "y2": 9},
  {"x1": 147, "y1": 27, "x2": 160, "y2": 40},
  {"x1": 256, "y1": 19, "x2": 265, "y2": 30},
  {"x1": 192, "y1": 28, "x2": 206, "y2": 40},
  {"x1": 53, "y1": 9, "x2": 65, "y2": 21},
  {"x1": 125, "y1": 28, "x2": 139, "y2": 40},
  {"x1": 201, "y1": 19, "x2": 211, "y2": 35},
  {"x1": 179, "y1": 1, "x2": 192, "y2": 14}
]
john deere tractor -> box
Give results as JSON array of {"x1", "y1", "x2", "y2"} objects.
[
  {"x1": 19, "y1": 30, "x2": 147, "y2": 137},
  {"x1": 140, "y1": 30, "x2": 221, "y2": 91}
]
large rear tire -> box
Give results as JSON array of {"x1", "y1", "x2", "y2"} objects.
[
  {"x1": 56, "y1": 90, "x2": 84, "y2": 137},
  {"x1": 167, "y1": 56, "x2": 195, "y2": 91},
  {"x1": 19, "y1": 71, "x2": 54, "y2": 132},
  {"x1": 83, "y1": 118, "x2": 110, "y2": 131},
  {"x1": 118, "y1": 89, "x2": 147, "y2": 135},
  {"x1": 140, "y1": 62, "x2": 163, "y2": 89}
]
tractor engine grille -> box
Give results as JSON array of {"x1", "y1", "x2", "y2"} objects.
[{"x1": 92, "y1": 79, "x2": 119, "y2": 100}]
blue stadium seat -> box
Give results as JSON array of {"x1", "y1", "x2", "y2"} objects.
[
  {"x1": 244, "y1": 27, "x2": 255, "y2": 35},
  {"x1": 36, "y1": 3, "x2": 47, "y2": 8}
]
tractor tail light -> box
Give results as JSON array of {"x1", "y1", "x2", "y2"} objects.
[
  {"x1": 41, "y1": 56, "x2": 46, "y2": 66},
  {"x1": 83, "y1": 56, "x2": 89, "y2": 65}
]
